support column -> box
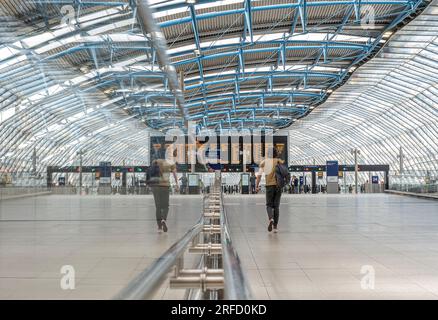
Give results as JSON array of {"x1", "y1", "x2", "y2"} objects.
[
  {"x1": 351, "y1": 148, "x2": 360, "y2": 194},
  {"x1": 311, "y1": 171, "x2": 316, "y2": 194},
  {"x1": 79, "y1": 152, "x2": 83, "y2": 193}
]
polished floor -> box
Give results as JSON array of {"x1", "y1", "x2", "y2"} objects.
[
  {"x1": 0, "y1": 194, "x2": 202, "y2": 299},
  {"x1": 0, "y1": 193, "x2": 437, "y2": 299},
  {"x1": 225, "y1": 193, "x2": 438, "y2": 299}
]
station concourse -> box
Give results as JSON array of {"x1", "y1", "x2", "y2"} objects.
[{"x1": 0, "y1": 0, "x2": 437, "y2": 301}]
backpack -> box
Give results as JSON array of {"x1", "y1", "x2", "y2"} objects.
[
  {"x1": 146, "y1": 160, "x2": 162, "y2": 186},
  {"x1": 275, "y1": 162, "x2": 290, "y2": 189}
]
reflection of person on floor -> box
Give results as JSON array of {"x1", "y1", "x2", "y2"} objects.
[
  {"x1": 150, "y1": 148, "x2": 179, "y2": 233},
  {"x1": 255, "y1": 148, "x2": 284, "y2": 233}
]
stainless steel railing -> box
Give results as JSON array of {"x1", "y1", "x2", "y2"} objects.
[
  {"x1": 114, "y1": 171, "x2": 252, "y2": 300},
  {"x1": 113, "y1": 217, "x2": 204, "y2": 300}
]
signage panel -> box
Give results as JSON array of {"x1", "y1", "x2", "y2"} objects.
[
  {"x1": 326, "y1": 161, "x2": 339, "y2": 176},
  {"x1": 241, "y1": 174, "x2": 249, "y2": 186},
  {"x1": 188, "y1": 174, "x2": 198, "y2": 187},
  {"x1": 100, "y1": 177, "x2": 110, "y2": 184},
  {"x1": 149, "y1": 135, "x2": 288, "y2": 172}
]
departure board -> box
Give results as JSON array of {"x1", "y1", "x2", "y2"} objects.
[{"x1": 150, "y1": 135, "x2": 288, "y2": 172}]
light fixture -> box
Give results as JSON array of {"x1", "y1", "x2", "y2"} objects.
[
  {"x1": 382, "y1": 31, "x2": 393, "y2": 38},
  {"x1": 186, "y1": 0, "x2": 196, "y2": 4},
  {"x1": 194, "y1": 49, "x2": 201, "y2": 56}
]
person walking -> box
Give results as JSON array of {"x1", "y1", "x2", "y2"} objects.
[
  {"x1": 293, "y1": 176, "x2": 299, "y2": 194},
  {"x1": 147, "y1": 148, "x2": 179, "y2": 233},
  {"x1": 255, "y1": 148, "x2": 287, "y2": 233},
  {"x1": 250, "y1": 172, "x2": 256, "y2": 194},
  {"x1": 179, "y1": 173, "x2": 188, "y2": 194}
]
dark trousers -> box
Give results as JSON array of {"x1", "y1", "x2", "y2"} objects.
[
  {"x1": 152, "y1": 186, "x2": 170, "y2": 228},
  {"x1": 265, "y1": 185, "x2": 282, "y2": 227}
]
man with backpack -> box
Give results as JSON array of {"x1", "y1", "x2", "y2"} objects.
[
  {"x1": 147, "y1": 149, "x2": 179, "y2": 233},
  {"x1": 255, "y1": 148, "x2": 289, "y2": 233}
]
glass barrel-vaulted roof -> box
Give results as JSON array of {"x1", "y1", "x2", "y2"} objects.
[
  {"x1": 151, "y1": 0, "x2": 428, "y2": 130},
  {"x1": 287, "y1": 0, "x2": 438, "y2": 176},
  {"x1": 0, "y1": 0, "x2": 434, "y2": 176}
]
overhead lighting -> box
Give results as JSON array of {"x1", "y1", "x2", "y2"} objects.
[
  {"x1": 194, "y1": 49, "x2": 201, "y2": 56},
  {"x1": 186, "y1": 0, "x2": 196, "y2": 4},
  {"x1": 382, "y1": 31, "x2": 393, "y2": 39}
]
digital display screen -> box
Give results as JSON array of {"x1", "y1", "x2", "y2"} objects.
[
  {"x1": 150, "y1": 135, "x2": 288, "y2": 172},
  {"x1": 220, "y1": 142, "x2": 229, "y2": 164},
  {"x1": 188, "y1": 174, "x2": 198, "y2": 186},
  {"x1": 231, "y1": 142, "x2": 240, "y2": 164},
  {"x1": 241, "y1": 174, "x2": 249, "y2": 186}
]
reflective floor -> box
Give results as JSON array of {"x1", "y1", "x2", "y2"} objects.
[
  {"x1": 1, "y1": 193, "x2": 437, "y2": 299},
  {"x1": 225, "y1": 193, "x2": 438, "y2": 299},
  {"x1": 0, "y1": 195, "x2": 202, "y2": 299}
]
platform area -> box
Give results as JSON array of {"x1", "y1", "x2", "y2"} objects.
[
  {"x1": 0, "y1": 193, "x2": 437, "y2": 299},
  {"x1": 225, "y1": 193, "x2": 438, "y2": 299},
  {"x1": 0, "y1": 195, "x2": 202, "y2": 299}
]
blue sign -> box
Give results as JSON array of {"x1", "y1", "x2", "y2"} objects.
[
  {"x1": 326, "y1": 161, "x2": 339, "y2": 176},
  {"x1": 326, "y1": 160, "x2": 339, "y2": 183},
  {"x1": 299, "y1": 176, "x2": 304, "y2": 185},
  {"x1": 372, "y1": 176, "x2": 379, "y2": 184}
]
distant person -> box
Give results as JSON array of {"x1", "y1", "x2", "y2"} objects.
[
  {"x1": 179, "y1": 173, "x2": 188, "y2": 194},
  {"x1": 250, "y1": 172, "x2": 256, "y2": 194},
  {"x1": 147, "y1": 147, "x2": 179, "y2": 233},
  {"x1": 293, "y1": 176, "x2": 299, "y2": 194},
  {"x1": 290, "y1": 175, "x2": 295, "y2": 193},
  {"x1": 255, "y1": 148, "x2": 288, "y2": 233},
  {"x1": 200, "y1": 180, "x2": 205, "y2": 194}
]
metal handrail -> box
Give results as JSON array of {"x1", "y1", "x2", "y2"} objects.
[
  {"x1": 113, "y1": 215, "x2": 204, "y2": 300},
  {"x1": 220, "y1": 192, "x2": 253, "y2": 300},
  {"x1": 114, "y1": 174, "x2": 252, "y2": 300}
]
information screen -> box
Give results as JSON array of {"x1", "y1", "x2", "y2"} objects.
[
  {"x1": 241, "y1": 174, "x2": 249, "y2": 186},
  {"x1": 326, "y1": 160, "x2": 339, "y2": 183},
  {"x1": 188, "y1": 174, "x2": 198, "y2": 186},
  {"x1": 150, "y1": 135, "x2": 288, "y2": 172}
]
